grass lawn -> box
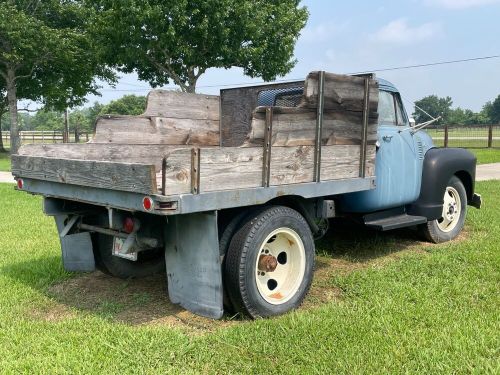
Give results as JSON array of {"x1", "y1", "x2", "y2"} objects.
[
  {"x1": 0, "y1": 152, "x2": 10, "y2": 171},
  {"x1": 470, "y1": 148, "x2": 500, "y2": 165},
  {"x1": 0, "y1": 182, "x2": 498, "y2": 373}
]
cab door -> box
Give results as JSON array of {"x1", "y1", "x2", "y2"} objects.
[{"x1": 341, "y1": 90, "x2": 421, "y2": 212}]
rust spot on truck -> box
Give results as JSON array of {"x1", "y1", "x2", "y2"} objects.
[
  {"x1": 258, "y1": 254, "x2": 278, "y2": 272},
  {"x1": 269, "y1": 292, "x2": 283, "y2": 300}
]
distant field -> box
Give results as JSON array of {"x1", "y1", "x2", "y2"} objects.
[
  {"x1": 427, "y1": 127, "x2": 500, "y2": 148},
  {"x1": 469, "y1": 148, "x2": 500, "y2": 165}
]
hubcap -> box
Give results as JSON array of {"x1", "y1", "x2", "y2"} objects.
[
  {"x1": 437, "y1": 186, "x2": 461, "y2": 233},
  {"x1": 255, "y1": 228, "x2": 306, "y2": 305}
]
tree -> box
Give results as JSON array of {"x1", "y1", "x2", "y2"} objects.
[
  {"x1": 90, "y1": 0, "x2": 308, "y2": 93},
  {"x1": 99, "y1": 95, "x2": 147, "y2": 116},
  {"x1": 0, "y1": 1, "x2": 114, "y2": 154},
  {"x1": 483, "y1": 95, "x2": 500, "y2": 124},
  {"x1": 0, "y1": 89, "x2": 7, "y2": 152},
  {"x1": 412, "y1": 95, "x2": 453, "y2": 125}
]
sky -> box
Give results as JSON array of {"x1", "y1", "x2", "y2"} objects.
[{"x1": 83, "y1": 0, "x2": 500, "y2": 113}]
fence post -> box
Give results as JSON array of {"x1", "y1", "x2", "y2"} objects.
[
  {"x1": 444, "y1": 124, "x2": 449, "y2": 148},
  {"x1": 488, "y1": 125, "x2": 493, "y2": 148}
]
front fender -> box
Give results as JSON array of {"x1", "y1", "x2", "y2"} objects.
[{"x1": 407, "y1": 148, "x2": 477, "y2": 220}]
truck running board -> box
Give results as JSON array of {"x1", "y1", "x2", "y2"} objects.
[{"x1": 364, "y1": 214, "x2": 428, "y2": 231}]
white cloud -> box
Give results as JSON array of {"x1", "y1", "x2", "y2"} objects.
[
  {"x1": 424, "y1": 0, "x2": 500, "y2": 9},
  {"x1": 300, "y1": 21, "x2": 350, "y2": 43},
  {"x1": 371, "y1": 18, "x2": 442, "y2": 45}
]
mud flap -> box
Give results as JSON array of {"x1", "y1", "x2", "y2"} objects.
[
  {"x1": 54, "y1": 216, "x2": 95, "y2": 272},
  {"x1": 164, "y1": 211, "x2": 223, "y2": 319}
]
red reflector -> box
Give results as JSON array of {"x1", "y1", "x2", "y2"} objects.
[
  {"x1": 123, "y1": 217, "x2": 135, "y2": 233},
  {"x1": 17, "y1": 179, "x2": 23, "y2": 189},
  {"x1": 143, "y1": 196, "x2": 153, "y2": 211}
]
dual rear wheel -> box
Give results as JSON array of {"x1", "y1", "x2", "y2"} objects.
[{"x1": 223, "y1": 206, "x2": 315, "y2": 318}]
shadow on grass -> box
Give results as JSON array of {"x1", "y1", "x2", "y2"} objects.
[
  {"x1": 1, "y1": 218, "x2": 433, "y2": 330},
  {"x1": 316, "y1": 218, "x2": 428, "y2": 262}
]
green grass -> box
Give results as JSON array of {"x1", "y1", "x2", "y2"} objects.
[
  {"x1": 0, "y1": 152, "x2": 10, "y2": 171},
  {"x1": 469, "y1": 148, "x2": 500, "y2": 165},
  {"x1": 0, "y1": 182, "x2": 498, "y2": 373}
]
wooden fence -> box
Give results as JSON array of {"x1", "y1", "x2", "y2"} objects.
[
  {"x1": 2, "y1": 130, "x2": 91, "y2": 145},
  {"x1": 427, "y1": 124, "x2": 500, "y2": 148},
  {"x1": 1, "y1": 126, "x2": 499, "y2": 149}
]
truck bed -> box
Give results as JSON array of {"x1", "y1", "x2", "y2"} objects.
[{"x1": 12, "y1": 71, "x2": 379, "y2": 215}]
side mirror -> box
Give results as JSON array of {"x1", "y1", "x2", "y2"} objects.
[{"x1": 409, "y1": 118, "x2": 416, "y2": 127}]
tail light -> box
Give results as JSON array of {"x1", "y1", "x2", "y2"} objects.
[
  {"x1": 17, "y1": 179, "x2": 24, "y2": 189},
  {"x1": 123, "y1": 217, "x2": 135, "y2": 233},
  {"x1": 142, "y1": 196, "x2": 154, "y2": 211}
]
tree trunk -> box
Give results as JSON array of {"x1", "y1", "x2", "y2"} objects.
[
  {"x1": 6, "y1": 68, "x2": 20, "y2": 154},
  {"x1": 0, "y1": 115, "x2": 5, "y2": 153},
  {"x1": 74, "y1": 119, "x2": 79, "y2": 143}
]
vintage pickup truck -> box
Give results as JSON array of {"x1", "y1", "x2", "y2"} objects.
[{"x1": 12, "y1": 71, "x2": 481, "y2": 319}]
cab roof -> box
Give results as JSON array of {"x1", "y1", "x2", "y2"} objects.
[{"x1": 377, "y1": 77, "x2": 399, "y2": 93}]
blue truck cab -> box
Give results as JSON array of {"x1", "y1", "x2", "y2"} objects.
[
  {"x1": 341, "y1": 78, "x2": 434, "y2": 212},
  {"x1": 262, "y1": 76, "x2": 481, "y2": 243}
]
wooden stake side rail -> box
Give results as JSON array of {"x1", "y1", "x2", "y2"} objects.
[
  {"x1": 156, "y1": 145, "x2": 376, "y2": 196},
  {"x1": 15, "y1": 143, "x2": 374, "y2": 197},
  {"x1": 11, "y1": 155, "x2": 157, "y2": 194}
]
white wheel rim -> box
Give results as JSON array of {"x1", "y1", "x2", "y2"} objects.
[
  {"x1": 437, "y1": 186, "x2": 462, "y2": 233},
  {"x1": 255, "y1": 227, "x2": 306, "y2": 305}
]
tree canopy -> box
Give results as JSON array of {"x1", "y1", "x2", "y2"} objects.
[
  {"x1": 0, "y1": 0, "x2": 114, "y2": 153},
  {"x1": 412, "y1": 95, "x2": 453, "y2": 125},
  {"x1": 483, "y1": 95, "x2": 500, "y2": 124},
  {"x1": 99, "y1": 95, "x2": 147, "y2": 116},
  {"x1": 89, "y1": 0, "x2": 308, "y2": 92},
  {"x1": 412, "y1": 95, "x2": 494, "y2": 126}
]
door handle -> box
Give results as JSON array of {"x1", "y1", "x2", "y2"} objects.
[{"x1": 382, "y1": 135, "x2": 393, "y2": 142}]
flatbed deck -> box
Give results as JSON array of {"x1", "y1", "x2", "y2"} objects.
[{"x1": 12, "y1": 71, "x2": 379, "y2": 214}]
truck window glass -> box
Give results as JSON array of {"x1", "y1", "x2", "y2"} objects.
[
  {"x1": 395, "y1": 95, "x2": 407, "y2": 126},
  {"x1": 378, "y1": 91, "x2": 396, "y2": 125}
]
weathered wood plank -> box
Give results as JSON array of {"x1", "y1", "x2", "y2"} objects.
[
  {"x1": 365, "y1": 145, "x2": 376, "y2": 177},
  {"x1": 300, "y1": 72, "x2": 379, "y2": 114},
  {"x1": 17, "y1": 143, "x2": 200, "y2": 172},
  {"x1": 199, "y1": 147, "x2": 263, "y2": 192},
  {"x1": 92, "y1": 115, "x2": 219, "y2": 146},
  {"x1": 155, "y1": 148, "x2": 192, "y2": 195},
  {"x1": 144, "y1": 90, "x2": 219, "y2": 120},
  {"x1": 320, "y1": 145, "x2": 376, "y2": 180},
  {"x1": 269, "y1": 146, "x2": 314, "y2": 185},
  {"x1": 12, "y1": 155, "x2": 157, "y2": 194},
  {"x1": 245, "y1": 107, "x2": 377, "y2": 147}
]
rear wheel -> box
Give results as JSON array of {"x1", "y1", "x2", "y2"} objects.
[
  {"x1": 224, "y1": 206, "x2": 315, "y2": 318},
  {"x1": 92, "y1": 234, "x2": 165, "y2": 279},
  {"x1": 418, "y1": 176, "x2": 467, "y2": 243}
]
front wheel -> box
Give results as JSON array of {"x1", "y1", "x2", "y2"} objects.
[
  {"x1": 224, "y1": 206, "x2": 315, "y2": 318},
  {"x1": 418, "y1": 176, "x2": 467, "y2": 243}
]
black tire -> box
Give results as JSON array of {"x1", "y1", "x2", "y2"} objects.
[
  {"x1": 92, "y1": 233, "x2": 165, "y2": 279},
  {"x1": 418, "y1": 176, "x2": 467, "y2": 243},
  {"x1": 224, "y1": 206, "x2": 315, "y2": 318}
]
